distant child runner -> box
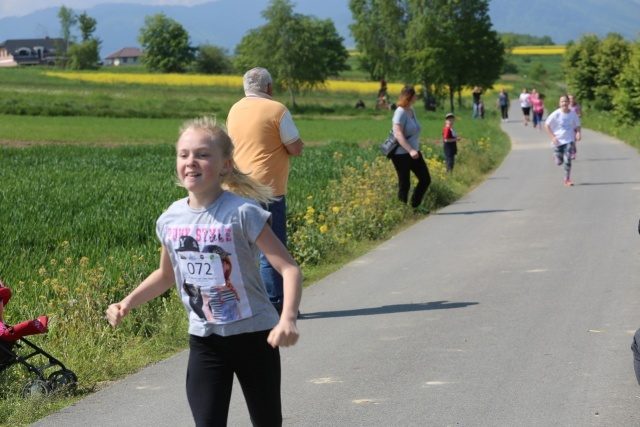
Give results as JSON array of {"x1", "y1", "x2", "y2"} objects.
[
  {"x1": 442, "y1": 113, "x2": 461, "y2": 172},
  {"x1": 544, "y1": 95, "x2": 582, "y2": 186},
  {"x1": 106, "y1": 117, "x2": 302, "y2": 427},
  {"x1": 519, "y1": 88, "x2": 532, "y2": 126},
  {"x1": 568, "y1": 94, "x2": 583, "y2": 159},
  {"x1": 531, "y1": 92, "x2": 545, "y2": 131},
  {"x1": 0, "y1": 279, "x2": 48, "y2": 342}
]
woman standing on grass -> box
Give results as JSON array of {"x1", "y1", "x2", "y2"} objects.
[
  {"x1": 106, "y1": 117, "x2": 302, "y2": 426},
  {"x1": 390, "y1": 86, "x2": 431, "y2": 213}
]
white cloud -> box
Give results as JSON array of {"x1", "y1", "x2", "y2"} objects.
[{"x1": 0, "y1": 0, "x2": 214, "y2": 19}]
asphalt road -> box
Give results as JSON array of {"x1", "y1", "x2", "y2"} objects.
[{"x1": 32, "y1": 106, "x2": 640, "y2": 427}]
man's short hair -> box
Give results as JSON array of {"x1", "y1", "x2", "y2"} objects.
[{"x1": 243, "y1": 67, "x2": 272, "y2": 93}]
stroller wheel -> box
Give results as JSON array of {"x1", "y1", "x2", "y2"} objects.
[
  {"x1": 22, "y1": 379, "x2": 50, "y2": 398},
  {"x1": 48, "y1": 369, "x2": 78, "y2": 392}
]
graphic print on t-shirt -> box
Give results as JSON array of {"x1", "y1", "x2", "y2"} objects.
[{"x1": 169, "y1": 225, "x2": 250, "y2": 324}]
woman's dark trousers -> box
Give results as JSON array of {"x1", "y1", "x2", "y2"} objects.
[{"x1": 391, "y1": 152, "x2": 431, "y2": 208}]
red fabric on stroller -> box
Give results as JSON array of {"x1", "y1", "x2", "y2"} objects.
[{"x1": 0, "y1": 280, "x2": 48, "y2": 342}]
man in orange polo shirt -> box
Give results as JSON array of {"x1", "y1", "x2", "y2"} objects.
[{"x1": 226, "y1": 67, "x2": 304, "y2": 314}]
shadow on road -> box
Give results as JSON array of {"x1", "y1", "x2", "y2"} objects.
[
  {"x1": 579, "y1": 157, "x2": 630, "y2": 162},
  {"x1": 301, "y1": 300, "x2": 479, "y2": 319},
  {"x1": 576, "y1": 181, "x2": 640, "y2": 186},
  {"x1": 435, "y1": 209, "x2": 522, "y2": 215}
]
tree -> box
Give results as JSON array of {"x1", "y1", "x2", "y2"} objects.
[
  {"x1": 67, "y1": 39, "x2": 101, "y2": 70},
  {"x1": 349, "y1": 0, "x2": 503, "y2": 111},
  {"x1": 592, "y1": 33, "x2": 630, "y2": 111},
  {"x1": 77, "y1": 12, "x2": 97, "y2": 43},
  {"x1": 500, "y1": 33, "x2": 518, "y2": 55},
  {"x1": 348, "y1": 0, "x2": 407, "y2": 80},
  {"x1": 57, "y1": 5, "x2": 77, "y2": 50},
  {"x1": 57, "y1": 6, "x2": 100, "y2": 70},
  {"x1": 563, "y1": 34, "x2": 601, "y2": 106},
  {"x1": 402, "y1": 0, "x2": 503, "y2": 112},
  {"x1": 138, "y1": 13, "x2": 195, "y2": 73},
  {"x1": 499, "y1": 32, "x2": 554, "y2": 47},
  {"x1": 234, "y1": 0, "x2": 349, "y2": 106},
  {"x1": 193, "y1": 44, "x2": 234, "y2": 74},
  {"x1": 612, "y1": 40, "x2": 640, "y2": 125}
]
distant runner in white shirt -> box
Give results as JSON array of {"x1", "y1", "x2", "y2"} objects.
[
  {"x1": 545, "y1": 95, "x2": 581, "y2": 186},
  {"x1": 519, "y1": 88, "x2": 532, "y2": 126}
]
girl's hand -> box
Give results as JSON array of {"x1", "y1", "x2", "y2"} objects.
[
  {"x1": 409, "y1": 149, "x2": 419, "y2": 159},
  {"x1": 267, "y1": 319, "x2": 299, "y2": 348},
  {"x1": 106, "y1": 302, "x2": 129, "y2": 328}
]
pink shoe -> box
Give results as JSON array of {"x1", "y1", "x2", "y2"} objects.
[{"x1": 564, "y1": 179, "x2": 574, "y2": 186}]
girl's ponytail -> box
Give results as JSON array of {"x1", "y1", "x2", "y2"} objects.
[{"x1": 221, "y1": 162, "x2": 275, "y2": 206}]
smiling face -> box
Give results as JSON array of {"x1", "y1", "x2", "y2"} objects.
[
  {"x1": 559, "y1": 96, "x2": 570, "y2": 112},
  {"x1": 177, "y1": 128, "x2": 231, "y2": 207}
]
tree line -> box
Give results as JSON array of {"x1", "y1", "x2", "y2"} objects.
[
  {"x1": 349, "y1": 0, "x2": 504, "y2": 111},
  {"x1": 564, "y1": 33, "x2": 640, "y2": 125},
  {"x1": 56, "y1": 0, "x2": 507, "y2": 111}
]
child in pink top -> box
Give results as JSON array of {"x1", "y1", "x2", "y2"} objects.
[
  {"x1": 568, "y1": 94, "x2": 582, "y2": 159},
  {"x1": 531, "y1": 93, "x2": 545, "y2": 130}
]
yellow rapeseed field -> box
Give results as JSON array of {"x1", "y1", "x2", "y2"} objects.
[
  {"x1": 44, "y1": 71, "x2": 244, "y2": 88},
  {"x1": 43, "y1": 71, "x2": 513, "y2": 96},
  {"x1": 511, "y1": 45, "x2": 566, "y2": 55}
]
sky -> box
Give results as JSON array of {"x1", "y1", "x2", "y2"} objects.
[{"x1": 0, "y1": 0, "x2": 212, "y2": 18}]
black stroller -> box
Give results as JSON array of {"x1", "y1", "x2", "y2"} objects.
[{"x1": 0, "y1": 336, "x2": 77, "y2": 398}]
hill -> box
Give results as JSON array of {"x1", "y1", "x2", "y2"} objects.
[
  {"x1": 488, "y1": 0, "x2": 640, "y2": 44},
  {"x1": 0, "y1": 0, "x2": 637, "y2": 61}
]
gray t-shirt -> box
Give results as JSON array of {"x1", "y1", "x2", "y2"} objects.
[
  {"x1": 392, "y1": 107, "x2": 423, "y2": 154},
  {"x1": 156, "y1": 191, "x2": 279, "y2": 337}
]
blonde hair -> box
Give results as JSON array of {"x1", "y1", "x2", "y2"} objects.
[{"x1": 177, "y1": 117, "x2": 275, "y2": 205}]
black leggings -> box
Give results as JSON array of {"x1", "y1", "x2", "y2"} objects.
[
  {"x1": 186, "y1": 330, "x2": 281, "y2": 427},
  {"x1": 390, "y1": 152, "x2": 431, "y2": 208},
  {"x1": 500, "y1": 105, "x2": 509, "y2": 119}
]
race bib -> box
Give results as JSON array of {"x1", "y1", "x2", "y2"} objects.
[{"x1": 177, "y1": 252, "x2": 225, "y2": 288}]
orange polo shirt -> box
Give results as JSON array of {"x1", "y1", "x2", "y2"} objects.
[{"x1": 227, "y1": 96, "x2": 293, "y2": 196}]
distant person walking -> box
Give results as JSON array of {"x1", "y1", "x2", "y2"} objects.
[
  {"x1": 226, "y1": 67, "x2": 304, "y2": 315},
  {"x1": 545, "y1": 95, "x2": 581, "y2": 186},
  {"x1": 497, "y1": 88, "x2": 510, "y2": 122},
  {"x1": 519, "y1": 88, "x2": 532, "y2": 126},
  {"x1": 472, "y1": 86, "x2": 483, "y2": 119},
  {"x1": 390, "y1": 85, "x2": 431, "y2": 213},
  {"x1": 568, "y1": 94, "x2": 583, "y2": 159}
]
